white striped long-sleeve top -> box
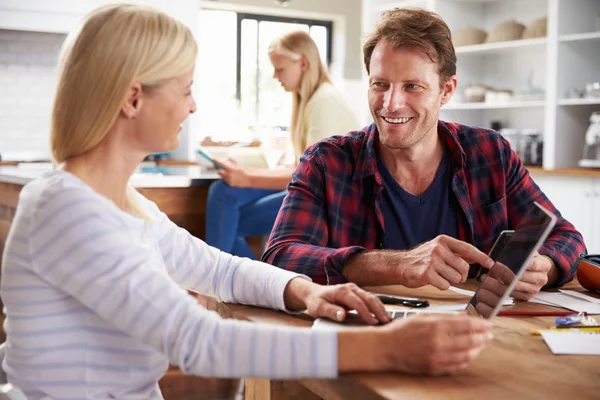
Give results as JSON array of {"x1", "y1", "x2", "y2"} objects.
[{"x1": 0, "y1": 169, "x2": 337, "y2": 400}]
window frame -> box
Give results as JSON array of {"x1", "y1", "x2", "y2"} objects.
[{"x1": 234, "y1": 12, "x2": 333, "y2": 102}]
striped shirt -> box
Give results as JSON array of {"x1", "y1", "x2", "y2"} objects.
[{"x1": 0, "y1": 169, "x2": 337, "y2": 400}]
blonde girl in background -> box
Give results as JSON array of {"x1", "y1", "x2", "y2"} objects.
[{"x1": 205, "y1": 30, "x2": 359, "y2": 259}]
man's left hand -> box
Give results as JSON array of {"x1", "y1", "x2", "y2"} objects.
[{"x1": 511, "y1": 253, "x2": 557, "y2": 300}]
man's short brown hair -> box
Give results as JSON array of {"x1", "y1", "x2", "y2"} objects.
[{"x1": 363, "y1": 8, "x2": 457, "y2": 88}]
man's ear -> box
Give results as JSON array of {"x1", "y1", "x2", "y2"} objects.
[
  {"x1": 122, "y1": 82, "x2": 143, "y2": 119},
  {"x1": 440, "y1": 75, "x2": 458, "y2": 106}
]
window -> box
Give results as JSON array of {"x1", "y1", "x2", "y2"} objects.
[{"x1": 196, "y1": 10, "x2": 332, "y2": 145}]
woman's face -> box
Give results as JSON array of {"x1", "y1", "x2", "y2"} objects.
[
  {"x1": 134, "y1": 70, "x2": 196, "y2": 154},
  {"x1": 269, "y1": 53, "x2": 305, "y2": 93}
]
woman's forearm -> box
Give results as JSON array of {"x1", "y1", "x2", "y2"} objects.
[
  {"x1": 247, "y1": 167, "x2": 295, "y2": 190},
  {"x1": 338, "y1": 328, "x2": 388, "y2": 372}
]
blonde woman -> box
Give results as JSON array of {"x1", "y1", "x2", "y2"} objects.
[
  {"x1": 0, "y1": 5, "x2": 493, "y2": 399},
  {"x1": 206, "y1": 30, "x2": 359, "y2": 259}
]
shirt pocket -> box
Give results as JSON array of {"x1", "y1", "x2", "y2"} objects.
[{"x1": 473, "y1": 196, "x2": 509, "y2": 252}]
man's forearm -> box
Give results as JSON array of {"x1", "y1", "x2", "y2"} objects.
[{"x1": 343, "y1": 251, "x2": 403, "y2": 286}]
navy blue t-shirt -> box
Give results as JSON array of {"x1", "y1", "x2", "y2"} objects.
[{"x1": 377, "y1": 150, "x2": 459, "y2": 250}]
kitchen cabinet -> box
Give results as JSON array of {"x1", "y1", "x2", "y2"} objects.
[
  {"x1": 532, "y1": 174, "x2": 600, "y2": 253},
  {"x1": 362, "y1": 0, "x2": 600, "y2": 170}
]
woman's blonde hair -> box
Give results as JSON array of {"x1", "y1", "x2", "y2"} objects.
[
  {"x1": 51, "y1": 4, "x2": 197, "y2": 218},
  {"x1": 268, "y1": 30, "x2": 330, "y2": 157}
]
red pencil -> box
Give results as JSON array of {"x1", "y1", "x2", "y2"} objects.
[{"x1": 497, "y1": 311, "x2": 583, "y2": 317}]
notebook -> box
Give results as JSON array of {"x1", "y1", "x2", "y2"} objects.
[{"x1": 541, "y1": 331, "x2": 600, "y2": 355}]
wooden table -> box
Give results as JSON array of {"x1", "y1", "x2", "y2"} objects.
[{"x1": 208, "y1": 281, "x2": 600, "y2": 400}]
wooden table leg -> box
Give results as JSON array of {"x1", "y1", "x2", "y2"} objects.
[
  {"x1": 245, "y1": 379, "x2": 271, "y2": 400},
  {"x1": 245, "y1": 379, "x2": 323, "y2": 400}
]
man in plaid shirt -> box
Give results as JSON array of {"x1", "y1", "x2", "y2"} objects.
[{"x1": 262, "y1": 8, "x2": 585, "y2": 300}]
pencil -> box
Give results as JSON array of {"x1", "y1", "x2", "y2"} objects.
[
  {"x1": 497, "y1": 311, "x2": 583, "y2": 317},
  {"x1": 530, "y1": 327, "x2": 600, "y2": 335}
]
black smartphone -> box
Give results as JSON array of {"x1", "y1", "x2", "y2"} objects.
[
  {"x1": 475, "y1": 230, "x2": 515, "y2": 281},
  {"x1": 376, "y1": 294, "x2": 430, "y2": 308}
]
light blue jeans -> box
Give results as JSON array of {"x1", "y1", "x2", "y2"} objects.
[{"x1": 205, "y1": 180, "x2": 287, "y2": 259}]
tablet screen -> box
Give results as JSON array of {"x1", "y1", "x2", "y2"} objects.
[{"x1": 466, "y1": 201, "x2": 557, "y2": 319}]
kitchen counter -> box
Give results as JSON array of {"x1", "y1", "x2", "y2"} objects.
[
  {"x1": 528, "y1": 166, "x2": 600, "y2": 177},
  {"x1": 0, "y1": 163, "x2": 226, "y2": 267},
  {"x1": 0, "y1": 163, "x2": 220, "y2": 188},
  {"x1": 0, "y1": 162, "x2": 265, "y2": 267}
]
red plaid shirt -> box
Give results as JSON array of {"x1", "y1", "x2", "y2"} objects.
[{"x1": 262, "y1": 121, "x2": 586, "y2": 286}]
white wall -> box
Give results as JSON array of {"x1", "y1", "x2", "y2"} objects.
[
  {"x1": 0, "y1": 0, "x2": 199, "y2": 161},
  {"x1": 0, "y1": 29, "x2": 64, "y2": 161}
]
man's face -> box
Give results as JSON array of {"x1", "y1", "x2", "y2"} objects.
[{"x1": 367, "y1": 41, "x2": 456, "y2": 150}]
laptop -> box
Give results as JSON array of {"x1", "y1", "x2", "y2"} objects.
[{"x1": 313, "y1": 201, "x2": 557, "y2": 328}]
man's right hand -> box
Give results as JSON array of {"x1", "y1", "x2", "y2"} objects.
[{"x1": 397, "y1": 235, "x2": 495, "y2": 290}]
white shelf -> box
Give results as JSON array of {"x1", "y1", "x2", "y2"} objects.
[
  {"x1": 455, "y1": 38, "x2": 547, "y2": 56},
  {"x1": 559, "y1": 31, "x2": 600, "y2": 43},
  {"x1": 443, "y1": 101, "x2": 545, "y2": 110},
  {"x1": 558, "y1": 98, "x2": 600, "y2": 106}
]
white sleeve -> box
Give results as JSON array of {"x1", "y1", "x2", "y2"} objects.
[
  {"x1": 28, "y1": 188, "x2": 338, "y2": 379},
  {"x1": 141, "y1": 197, "x2": 308, "y2": 311}
]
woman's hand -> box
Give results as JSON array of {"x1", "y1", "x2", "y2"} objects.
[
  {"x1": 283, "y1": 278, "x2": 391, "y2": 325},
  {"x1": 338, "y1": 315, "x2": 493, "y2": 375},
  {"x1": 214, "y1": 158, "x2": 253, "y2": 188}
]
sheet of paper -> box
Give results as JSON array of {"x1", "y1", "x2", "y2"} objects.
[
  {"x1": 559, "y1": 289, "x2": 600, "y2": 304},
  {"x1": 529, "y1": 297, "x2": 561, "y2": 307},
  {"x1": 423, "y1": 303, "x2": 468, "y2": 312},
  {"x1": 540, "y1": 331, "x2": 600, "y2": 355},
  {"x1": 532, "y1": 292, "x2": 600, "y2": 314},
  {"x1": 448, "y1": 286, "x2": 475, "y2": 296},
  {"x1": 449, "y1": 286, "x2": 514, "y2": 305}
]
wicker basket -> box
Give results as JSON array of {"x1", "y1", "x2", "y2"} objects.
[
  {"x1": 486, "y1": 20, "x2": 525, "y2": 43},
  {"x1": 453, "y1": 26, "x2": 487, "y2": 47},
  {"x1": 522, "y1": 16, "x2": 547, "y2": 39}
]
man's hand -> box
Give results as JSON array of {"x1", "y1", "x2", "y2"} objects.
[
  {"x1": 510, "y1": 253, "x2": 557, "y2": 300},
  {"x1": 283, "y1": 278, "x2": 390, "y2": 325},
  {"x1": 214, "y1": 158, "x2": 253, "y2": 188},
  {"x1": 398, "y1": 235, "x2": 494, "y2": 290}
]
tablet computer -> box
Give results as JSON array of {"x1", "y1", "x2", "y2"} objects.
[{"x1": 465, "y1": 201, "x2": 556, "y2": 319}]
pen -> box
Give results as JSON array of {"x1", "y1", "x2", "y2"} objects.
[
  {"x1": 530, "y1": 327, "x2": 600, "y2": 335},
  {"x1": 375, "y1": 294, "x2": 430, "y2": 308},
  {"x1": 497, "y1": 311, "x2": 585, "y2": 317}
]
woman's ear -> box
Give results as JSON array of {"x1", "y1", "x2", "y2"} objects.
[
  {"x1": 300, "y1": 56, "x2": 309, "y2": 72},
  {"x1": 122, "y1": 82, "x2": 143, "y2": 119}
]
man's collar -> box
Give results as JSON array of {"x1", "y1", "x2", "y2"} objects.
[{"x1": 352, "y1": 120, "x2": 467, "y2": 183}]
